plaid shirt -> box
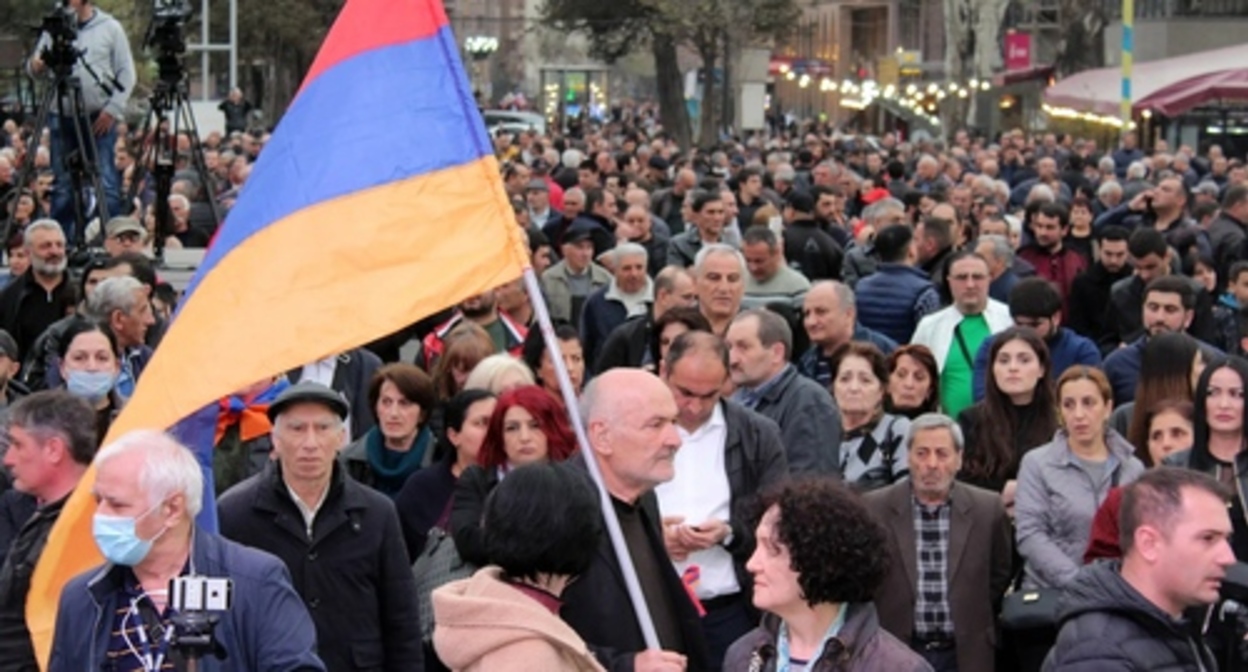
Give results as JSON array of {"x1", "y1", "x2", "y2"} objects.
[{"x1": 912, "y1": 493, "x2": 954, "y2": 638}]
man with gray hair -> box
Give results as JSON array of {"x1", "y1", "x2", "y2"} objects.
[
  {"x1": 842, "y1": 197, "x2": 907, "y2": 288},
  {"x1": 0, "y1": 391, "x2": 97, "y2": 669},
  {"x1": 772, "y1": 163, "x2": 798, "y2": 198},
  {"x1": 594, "y1": 266, "x2": 697, "y2": 374},
  {"x1": 799, "y1": 281, "x2": 897, "y2": 386},
  {"x1": 863, "y1": 413, "x2": 1012, "y2": 672},
  {"x1": 726, "y1": 308, "x2": 839, "y2": 474},
  {"x1": 86, "y1": 276, "x2": 154, "y2": 401},
  {"x1": 580, "y1": 243, "x2": 654, "y2": 366},
  {"x1": 51, "y1": 429, "x2": 326, "y2": 670},
  {"x1": 740, "y1": 226, "x2": 810, "y2": 310},
  {"x1": 167, "y1": 193, "x2": 209, "y2": 247},
  {"x1": 975, "y1": 233, "x2": 1022, "y2": 303},
  {"x1": 656, "y1": 332, "x2": 787, "y2": 664},
  {"x1": 219, "y1": 381, "x2": 421, "y2": 671},
  {"x1": 693, "y1": 244, "x2": 747, "y2": 335},
  {"x1": 0, "y1": 220, "x2": 73, "y2": 361}
]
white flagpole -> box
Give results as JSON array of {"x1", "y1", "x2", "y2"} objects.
[{"x1": 520, "y1": 266, "x2": 662, "y2": 649}]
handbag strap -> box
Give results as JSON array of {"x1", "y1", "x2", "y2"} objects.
[
  {"x1": 433, "y1": 497, "x2": 454, "y2": 531},
  {"x1": 953, "y1": 321, "x2": 975, "y2": 367}
]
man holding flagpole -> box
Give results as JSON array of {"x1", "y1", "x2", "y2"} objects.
[{"x1": 565, "y1": 368, "x2": 710, "y2": 672}]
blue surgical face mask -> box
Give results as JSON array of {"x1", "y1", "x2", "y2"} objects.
[
  {"x1": 92, "y1": 503, "x2": 164, "y2": 566},
  {"x1": 66, "y1": 369, "x2": 117, "y2": 402}
]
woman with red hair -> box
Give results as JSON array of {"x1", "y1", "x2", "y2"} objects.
[{"x1": 450, "y1": 385, "x2": 579, "y2": 566}]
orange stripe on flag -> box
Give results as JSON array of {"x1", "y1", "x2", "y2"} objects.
[{"x1": 27, "y1": 155, "x2": 528, "y2": 668}]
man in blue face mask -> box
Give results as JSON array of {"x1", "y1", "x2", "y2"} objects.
[{"x1": 47, "y1": 429, "x2": 326, "y2": 672}]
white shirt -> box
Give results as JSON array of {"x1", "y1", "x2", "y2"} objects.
[
  {"x1": 605, "y1": 278, "x2": 654, "y2": 318},
  {"x1": 285, "y1": 480, "x2": 328, "y2": 539},
  {"x1": 654, "y1": 403, "x2": 740, "y2": 599},
  {"x1": 300, "y1": 356, "x2": 337, "y2": 387}
]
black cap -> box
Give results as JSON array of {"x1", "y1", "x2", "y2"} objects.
[
  {"x1": 785, "y1": 190, "x2": 815, "y2": 214},
  {"x1": 564, "y1": 218, "x2": 599, "y2": 244},
  {"x1": 267, "y1": 381, "x2": 350, "y2": 422},
  {"x1": 647, "y1": 155, "x2": 669, "y2": 171}
]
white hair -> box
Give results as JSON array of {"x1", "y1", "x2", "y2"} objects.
[
  {"x1": 562, "y1": 149, "x2": 584, "y2": 169},
  {"x1": 1126, "y1": 160, "x2": 1148, "y2": 180},
  {"x1": 693, "y1": 243, "x2": 746, "y2": 277},
  {"x1": 23, "y1": 219, "x2": 63, "y2": 248},
  {"x1": 992, "y1": 180, "x2": 1011, "y2": 203},
  {"x1": 168, "y1": 194, "x2": 190, "y2": 209},
  {"x1": 904, "y1": 413, "x2": 965, "y2": 452},
  {"x1": 1026, "y1": 184, "x2": 1056, "y2": 205},
  {"x1": 1098, "y1": 180, "x2": 1123, "y2": 198},
  {"x1": 976, "y1": 234, "x2": 1014, "y2": 266},
  {"x1": 463, "y1": 354, "x2": 535, "y2": 393},
  {"x1": 773, "y1": 163, "x2": 796, "y2": 182},
  {"x1": 95, "y1": 430, "x2": 204, "y2": 517},
  {"x1": 86, "y1": 276, "x2": 143, "y2": 318},
  {"x1": 1098, "y1": 156, "x2": 1116, "y2": 174},
  {"x1": 611, "y1": 242, "x2": 648, "y2": 264}
]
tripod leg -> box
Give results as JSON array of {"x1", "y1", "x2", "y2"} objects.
[
  {"x1": 3, "y1": 81, "x2": 61, "y2": 245},
  {"x1": 124, "y1": 105, "x2": 160, "y2": 216},
  {"x1": 175, "y1": 90, "x2": 223, "y2": 231},
  {"x1": 73, "y1": 85, "x2": 116, "y2": 235},
  {"x1": 60, "y1": 87, "x2": 95, "y2": 247}
]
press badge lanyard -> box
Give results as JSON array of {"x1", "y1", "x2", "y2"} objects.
[
  {"x1": 129, "y1": 595, "x2": 175, "y2": 672},
  {"x1": 775, "y1": 604, "x2": 848, "y2": 672}
]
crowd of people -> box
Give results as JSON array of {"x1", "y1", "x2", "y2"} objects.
[{"x1": 4, "y1": 21, "x2": 1248, "y2": 666}]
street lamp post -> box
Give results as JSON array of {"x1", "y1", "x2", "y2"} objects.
[{"x1": 464, "y1": 36, "x2": 500, "y2": 103}]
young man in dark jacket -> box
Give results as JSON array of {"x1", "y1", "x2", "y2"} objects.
[
  {"x1": 1066, "y1": 225, "x2": 1131, "y2": 351},
  {"x1": 1043, "y1": 468, "x2": 1230, "y2": 671}
]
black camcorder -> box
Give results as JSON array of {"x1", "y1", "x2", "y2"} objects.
[{"x1": 35, "y1": 4, "x2": 79, "y2": 72}]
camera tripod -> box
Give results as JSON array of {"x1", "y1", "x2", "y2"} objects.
[
  {"x1": 4, "y1": 38, "x2": 119, "y2": 253},
  {"x1": 124, "y1": 18, "x2": 221, "y2": 262}
]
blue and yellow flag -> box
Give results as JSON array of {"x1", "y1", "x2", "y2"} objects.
[{"x1": 28, "y1": 0, "x2": 529, "y2": 665}]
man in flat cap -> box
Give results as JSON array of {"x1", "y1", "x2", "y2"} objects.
[{"x1": 218, "y1": 381, "x2": 423, "y2": 671}]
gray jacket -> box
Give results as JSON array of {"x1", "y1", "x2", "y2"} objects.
[
  {"x1": 666, "y1": 229, "x2": 704, "y2": 268},
  {"x1": 31, "y1": 8, "x2": 135, "y2": 118},
  {"x1": 1015, "y1": 429, "x2": 1145, "y2": 589},
  {"x1": 540, "y1": 260, "x2": 611, "y2": 324},
  {"x1": 743, "y1": 365, "x2": 841, "y2": 475},
  {"x1": 841, "y1": 243, "x2": 878, "y2": 288},
  {"x1": 723, "y1": 606, "x2": 931, "y2": 672}
]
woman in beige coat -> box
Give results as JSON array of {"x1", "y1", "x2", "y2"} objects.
[{"x1": 432, "y1": 462, "x2": 605, "y2": 672}]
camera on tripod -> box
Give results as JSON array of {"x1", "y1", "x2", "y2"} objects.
[
  {"x1": 145, "y1": 0, "x2": 193, "y2": 86},
  {"x1": 35, "y1": 5, "x2": 80, "y2": 73}
]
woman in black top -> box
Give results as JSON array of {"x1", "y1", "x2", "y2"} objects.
[
  {"x1": 957, "y1": 327, "x2": 1058, "y2": 499},
  {"x1": 395, "y1": 389, "x2": 496, "y2": 559}
]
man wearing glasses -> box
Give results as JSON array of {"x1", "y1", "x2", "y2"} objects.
[{"x1": 912, "y1": 250, "x2": 1013, "y2": 418}]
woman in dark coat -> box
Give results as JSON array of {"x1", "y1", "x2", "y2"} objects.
[{"x1": 394, "y1": 389, "x2": 496, "y2": 559}]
